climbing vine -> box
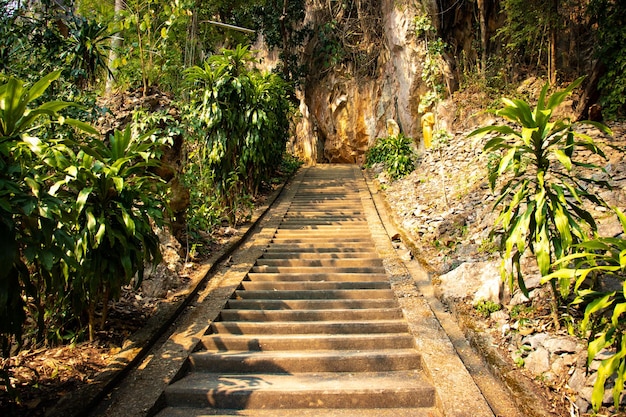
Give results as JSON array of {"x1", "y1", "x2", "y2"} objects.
[
  {"x1": 414, "y1": 12, "x2": 448, "y2": 113},
  {"x1": 309, "y1": 0, "x2": 383, "y2": 78}
]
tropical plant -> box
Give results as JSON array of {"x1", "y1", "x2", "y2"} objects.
[
  {"x1": 184, "y1": 45, "x2": 293, "y2": 225},
  {"x1": 60, "y1": 126, "x2": 166, "y2": 341},
  {"x1": 545, "y1": 208, "x2": 626, "y2": 412},
  {"x1": 116, "y1": 0, "x2": 191, "y2": 93},
  {"x1": 365, "y1": 133, "x2": 417, "y2": 180},
  {"x1": 414, "y1": 13, "x2": 448, "y2": 113},
  {"x1": 1, "y1": 71, "x2": 168, "y2": 353},
  {"x1": 468, "y1": 77, "x2": 612, "y2": 325},
  {"x1": 0, "y1": 71, "x2": 96, "y2": 355},
  {"x1": 62, "y1": 16, "x2": 113, "y2": 88}
]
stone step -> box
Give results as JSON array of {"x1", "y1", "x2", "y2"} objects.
[
  {"x1": 282, "y1": 213, "x2": 365, "y2": 219},
  {"x1": 259, "y1": 252, "x2": 378, "y2": 259},
  {"x1": 238, "y1": 281, "x2": 389, "y2": 291},
  {"x1": 289, "y1": 199, "x2": 362, "y2": 205},
  {"x1": 199, "y1": 333, "x2": 416, "y2": 351},
  {"x1": 163, "y1": 371, "x2": 436, "y2": 410},
  {"x1": 254, "y1": 259, "x2": 382, "y2": 268},
  {"x1": 274, "y1": 225, "x2": 371, "y2": 234},
  {"x1": 154, "y1": 166, "x2": 444, "y2": 417},
  {"x1": 189, "y1": 350, "x2": 423, "y2": 373},
  {"x1": 209, "y1": 320, "x2": 410, "y2": 335},
  {"x1": 155, "y1": 406, "x2": 442, "y2": 416},
  {"x1": 219, "y1": 307, "x2": 403, "y2": 322},
  {"x1": 270, "y1": 237, "x2": 373, "y2": 244},
  {"x1": 265, "y1": 244, "x2": 373, "y2": 251},
  {"x1": 250, "y1": 266, "x2": 386, "y2": 274},
  {"x1": 246, "y1": 273, "x2": 388, "y2": 282},
  {"x1": 240, "y1": 280, "x2": 390, "y2": 291},
  {"x1": 278, "y1": 220, "x2": 367, "y2": 226},
  {"x1": 232, "y1": 289, "x2": 394, "y2": 299},
  {"x1": 225, "y1": 298, "x2": 399, "y2": 310}
]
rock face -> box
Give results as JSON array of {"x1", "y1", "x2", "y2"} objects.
[{"x1": 293, "y1": 0, "x2": 429, "y2": 163}]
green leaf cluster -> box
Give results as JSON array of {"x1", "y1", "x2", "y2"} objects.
[
  {"x1": 0, "y1": 72, "x2": 167, "y2": 363},
  {"x1": 470, "y1": 77, "x2": 610, "y2": 297},
  {"x1": 545, "y1": 208, "x2": 626, "y2": 412},
  {"x1": 365, "y1": 133, "x2": 417, "y2": 180},
  {"x1": 183, "y1": 45, "x2": 294, "y2": 226},
  {"x1": 471, "y1": 78, "x2": 626, "y2": 412}
]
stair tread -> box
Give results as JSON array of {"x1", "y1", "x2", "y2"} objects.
[
  {"x1": 167, "y1": 370, "x2": 433, "y2": 393},
  {"x1": 200, "y1": 333, "x2": 416, "y2": 351},
  {"x1": 225, "y1": 299, "x2": 399, "y2": 309},
  {"x1": 156, "y1": 407, "x2": 442, "y2": 417},
  {"x1": 192, "y1": 349, "x2": 421, "y2": 359}
]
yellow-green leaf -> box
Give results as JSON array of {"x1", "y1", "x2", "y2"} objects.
[
  {"x1": 113, "y1": 177, "x2": 124, "y2": 192},
  {"x1": 87, "y1": 211, "x2": 97, "y2": 234},
  {"x1": 122, "y1": 209, "x2": 135, "y2": 235},
  {"x1": 95, "y1": 223, "x2": 106, "y2": 245},
  {"x1": 77, "y1": 187, "x2": 92, "y2": 214},
  {"x1": 554, "y1": 149, "x2": 572, "y2": 170}
]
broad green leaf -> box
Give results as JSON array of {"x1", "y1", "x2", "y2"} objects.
[
  {"x1": 113, "y1": 177, "x2": 124, "y2": 192},
  {"x1": 27, "y1": 70, "x2": 62, "y2": 102},
  {"x1": 498, "y1": 147, "x2": 516, "y2": 175},
  {"x1": 95, "y1": 223, "x2": 106, "y2": 245},
  {"x1": 592, "y1": 352, "x2": 624, "y2": 411},
  {"x1": 612, "y1": 302, "x2": 626, "y2": 327},
  {"x1": 580, "y1": 120, "x2": 612, "y2": 136},
  {"x1": 121, "y1": 209, "x2": 135, "y2": 235},
  {"x1": 77, "y1": 187, "x2": 92, "y2": 214},
  {"x1": 535, "y1": 223, "x2": 551, "y2": 276},
  {"x1": 546, "y1": 76, "x2": 584, "y2": 110},
  {"x1": 86, "y1": 211, "x2": 97, "y2": 234},
  {"x1": 120, "y1": 253, "x2": 132, "y2": 278},
  {"x1": 615, "y1": 207, "x2": 626, "y2": 233},
  {"x1": 553, "y1": 203, "x2": 572, "y2": 250},
  {"x1": 587, "y1": 331, "x2": 611, "y2": 366},
  {"x1": 471, "y1": 125, "x2": 516, "y2": 139},
  {"x1": 554, "y1": 149, "x2": 572, "y2": 170},
  {"x1": 521, "y1": 127, "x2": 536, "y2": 147},
  {"x1": 24, "y1": 177, "x2": 40, "y2": 197},
  {"x1": 63, "y1": 118, "x2": 100, "y2": 136},
  {"x1": 583, "y1": 293, "x2": 615, "y2": 330}
]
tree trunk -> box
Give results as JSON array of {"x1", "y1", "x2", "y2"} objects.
[
  {"x1": 549, "y1": 0, "x2": 558, "y2": 84},
  {"x1": 106, "y1": 0, "x2": 124, "y2": 94},
  {"x1": 477, "y1": 0, "x2": 488, "y2": 77}
]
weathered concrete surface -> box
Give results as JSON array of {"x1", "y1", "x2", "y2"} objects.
[{"x1": 88, "y1": 165, "x2": 509, "y2": 417}]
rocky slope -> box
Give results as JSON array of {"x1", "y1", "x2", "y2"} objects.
[{"x1": 375, "y1": 104, "x2": 626, "y2": 415}]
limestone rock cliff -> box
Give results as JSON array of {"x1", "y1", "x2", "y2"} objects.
[{"x1": 292, "y1": 0, "x2": 431, "y2": 163}]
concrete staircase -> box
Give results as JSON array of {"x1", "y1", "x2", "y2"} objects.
[{"x1": 155, "y1": 166, "x2": 441, "y2": 416}]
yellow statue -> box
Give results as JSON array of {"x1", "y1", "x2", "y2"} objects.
[{"x1": 421, "y1": 112, "x2": 435, "y2": 148}]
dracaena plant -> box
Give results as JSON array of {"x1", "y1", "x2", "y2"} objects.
[
  {"x1": 544, "y1": 207, "x2": 626, "y2": 412},
  {"x1": 0, "y1": 71, "x2": 97, "y2": 355},
  {"x1": 183, "y1": 45, "x2": 293, "y2": 226},
  {"x1": 469, "y1": 77, "x2": 612, "y2": 326},
  {"x1": 59, "y1": 126, "x2": 166, "y2": 341}
]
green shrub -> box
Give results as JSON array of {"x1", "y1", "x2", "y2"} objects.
[
  {"x1": 365, "y1": 134, "x2": 417, "y2": 180},
  {"x1": 545, "y1": 207, "x2": 626, "y2": 412},
  {"x1": 468, "y1": 77, "x2": 611, "y2": 324},
  {"x1": 62, "y1": 126, "x2": 166, "y2": 341},
  {"x1": 474, "y1": 300, "x2": 502, "y2": 317},
  {"x1": 183, "y1": 45, "x2": 294, "y2": 226},
  {"x1": 1, "y1": 71, "x2": 167, "y2": 358}
]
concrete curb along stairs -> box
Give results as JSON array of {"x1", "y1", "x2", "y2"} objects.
[{"x1": 153, "y1": 165, "x2": 495, "y2": 417}]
